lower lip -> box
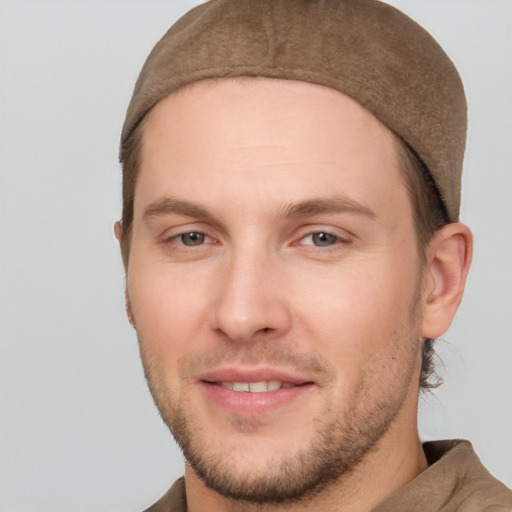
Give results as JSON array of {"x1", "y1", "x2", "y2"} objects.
[{"x1": 200, "y1": 382, "x2": 314, "y2": 417}]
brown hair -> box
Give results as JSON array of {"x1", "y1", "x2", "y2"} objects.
[
  {"x1": 397, "y1": 139, "x2": 450, "y2": 389},
  {"x1": 119, "y1": 118, "x2": 144, "y2": 267},
  {"x1": 118, "y1": 123, "x2": 448, "y2": 389}
]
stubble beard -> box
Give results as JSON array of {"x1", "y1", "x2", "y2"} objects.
[
  {"x1": 168, "y1": 373, "x2": 414, "y2": 505},
  {"x1": 138, "y1": 317, "x2": 422, "y2": 506}
]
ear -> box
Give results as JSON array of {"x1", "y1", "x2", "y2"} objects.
[
  {"x1": 114, "y1": 221, "x2": 122, "y2": 242},
  {"x1": 420, "y1": 222, "x2": 473, "y2": 339}
]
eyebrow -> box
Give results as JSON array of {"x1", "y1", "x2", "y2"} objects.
[
  {"x1": 280, "y1": 197, "x2": 375, "y2": 219},
  {"x1": 143, "y1": 196, "x2": 375, "y2": 222},
  {"x1": 144, "y1": 198, "x2": 212, "y2": 221}
]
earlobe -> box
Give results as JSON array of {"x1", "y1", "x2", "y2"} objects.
[{"x1": 420, "y1": 223, "x2": 473, "y2": 339}]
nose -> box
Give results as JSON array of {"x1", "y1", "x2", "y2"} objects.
[{"x1": 211, "y1": 248, "x2": 292, "y2": 343}]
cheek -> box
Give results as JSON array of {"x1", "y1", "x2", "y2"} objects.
[
  {"x1": 291, "y1": 258, "x2": 419, "y2": 364},
  {"x1": 127, "y1": 261, "x2": 212, "y2": 357}
]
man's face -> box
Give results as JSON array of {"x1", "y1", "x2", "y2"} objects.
[{"x1": 126, "y1": 78, "x2": 425, "y2": 503}]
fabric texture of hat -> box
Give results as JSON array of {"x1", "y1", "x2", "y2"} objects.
[{"x1": 121, "y1": 0, "x2": 467, "y2": 222}]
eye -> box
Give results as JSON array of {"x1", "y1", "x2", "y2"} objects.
[
  {"x1": 301, "y1": 232, "x2": 344, "y2": 247},
  {"x1": 175, "y1": 232, "x2": 211, "y2": 246}
]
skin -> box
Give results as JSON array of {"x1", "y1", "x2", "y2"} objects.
[{"x1": 116, "y1": 78, "x2": 472, "y2": 512}]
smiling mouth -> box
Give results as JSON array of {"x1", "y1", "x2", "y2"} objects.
[{"x1": 210, "y1": 381, "x2": 306, "y2": 392}]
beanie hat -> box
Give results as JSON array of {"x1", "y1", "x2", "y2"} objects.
[{"x1": 121, "y1": 0, "x2": 467, "y2": 221}]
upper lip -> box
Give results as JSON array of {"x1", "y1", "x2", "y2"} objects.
[{"x1": 198, "y1": 366, "x2": 314, "y2": 385}]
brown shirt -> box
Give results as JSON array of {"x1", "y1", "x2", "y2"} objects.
[{"x1": 144, "y1": 440, "x2": 512, "y2": 512}]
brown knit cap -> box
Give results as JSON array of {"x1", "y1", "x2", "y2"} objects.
[{"x1": 122, "y1": 0, "x2": 467, "y2": 221}]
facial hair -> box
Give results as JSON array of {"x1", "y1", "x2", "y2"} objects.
[{"x1": 137, "y1": 301, "x2": 422, "y2": 506}]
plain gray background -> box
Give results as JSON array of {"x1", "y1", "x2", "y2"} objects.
[{"x1": 1, "y1": 1, "x2": 511, "y2": 511}]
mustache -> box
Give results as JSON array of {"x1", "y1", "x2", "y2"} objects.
[{"x1": 177, "y1": 342, "x2": 333, "y2": 381}]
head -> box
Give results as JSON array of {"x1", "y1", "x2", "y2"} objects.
[{"x1": 116, "y1": 0, "x2": 472, "y2": 505}]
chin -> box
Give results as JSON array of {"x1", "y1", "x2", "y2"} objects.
[{"x1": 166, "y1": 396, "x2": 403, "y2": 505}]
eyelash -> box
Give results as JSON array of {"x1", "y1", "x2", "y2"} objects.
[
  {"x1": 162, "y1": 229, "x2": 350, "y2": 250},
  {"x1": 164, "y1": 231, "x2": 215, "y2": 247},
  {"x1": 297, "y1": 231, "x2": 349, "y2": 248}
]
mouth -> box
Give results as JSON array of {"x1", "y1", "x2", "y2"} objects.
[
  {"x1": 212, "y1": 380, "x2": 300, "y2": 392},
  {"x1": 198, "y1": 370, "x2": 315, "y2": 417}
]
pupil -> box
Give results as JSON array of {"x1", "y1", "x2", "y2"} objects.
[
  {"x1": 313, "y1": 232, "x2": 336, "y2": 246},
  {"x1": 182, "y1": 232, "x2": 204, "y2": 246}
]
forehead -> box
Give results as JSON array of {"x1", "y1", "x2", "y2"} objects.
[
  {"x1": 143, "y1": 77, "x2": 396, "y2": 153},
  {"x1": 135, "y1": 78, "x2": 409, "y2": 223}
]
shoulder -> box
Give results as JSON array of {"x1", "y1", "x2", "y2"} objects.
[
  {"x1": 426, "y1": 440, "x2": 512, "y2": 509},
  {"x1": 143, "y1": 477, "x2": 186, "y2": 512},
  {"x1": 375, "y1": 440, "x2": 512, "y2": 511}
]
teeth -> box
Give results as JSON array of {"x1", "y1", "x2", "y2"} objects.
[
  {"x1": 232, "y1": 382, "x2": 250, "y2": 392},
  {"x1": 267, "y1": 380, "x2": 281, "y2": 391},
  {"x1": 219, "y1": 381, "x2": 296, "y2": 392},
  {"x1": 248, "y1": 381, "x2": 268, "y2": 393}
]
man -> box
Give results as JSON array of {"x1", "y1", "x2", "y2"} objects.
[{"x1": 114, "y1": 0, "x2": 512, "y2": 510}]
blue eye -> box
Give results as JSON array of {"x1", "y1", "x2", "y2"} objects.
[{"x1": 302, "y1": 232, "x2": 341, "y2": 247}]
